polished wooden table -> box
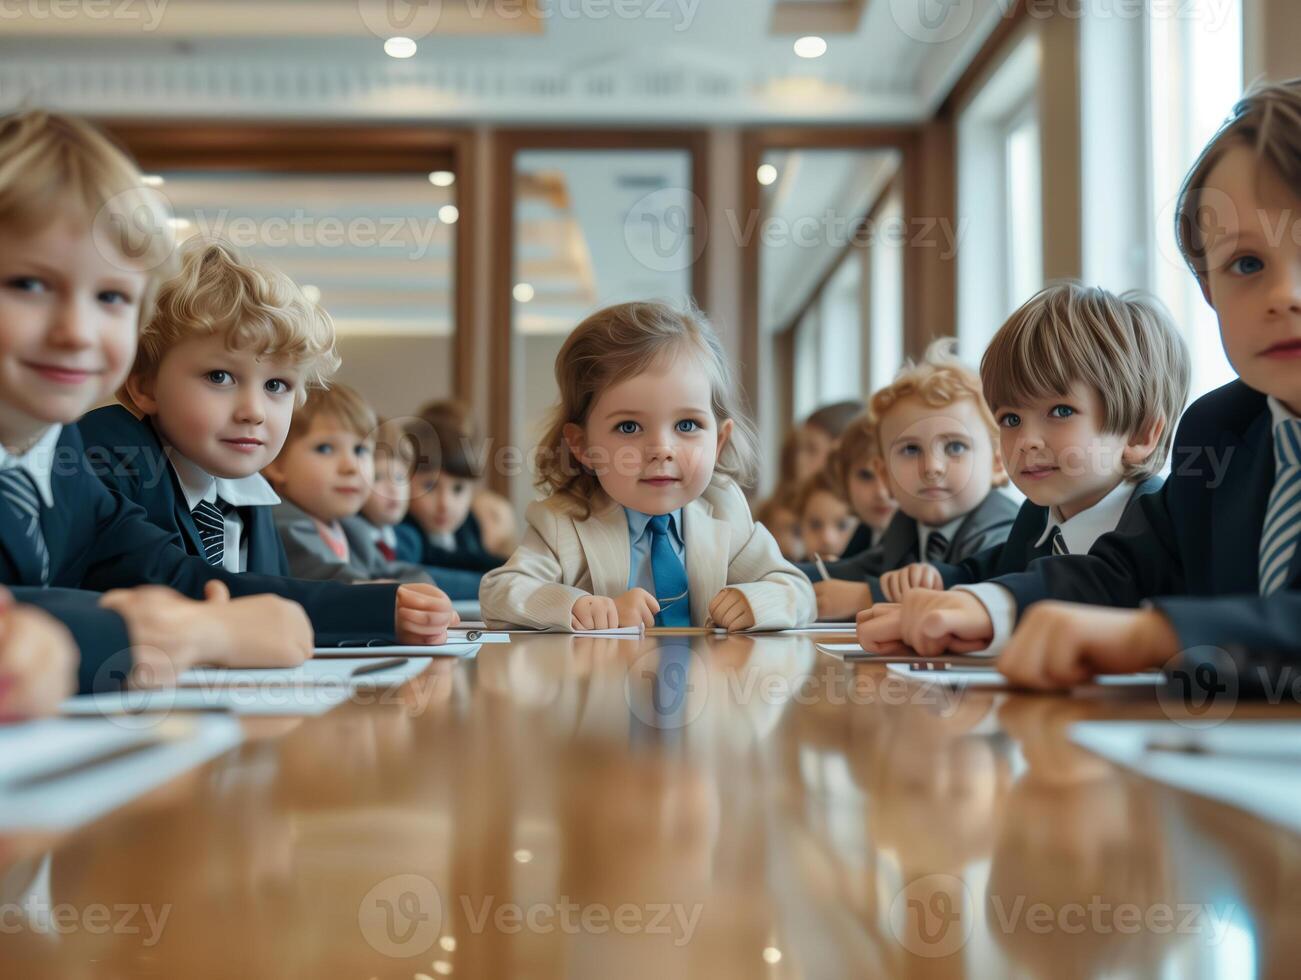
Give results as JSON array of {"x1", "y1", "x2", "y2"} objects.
[{"x1": 2, "y1": 632, "x2": 1298, "y2": 979}]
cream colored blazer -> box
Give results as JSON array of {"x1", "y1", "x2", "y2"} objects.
[{"x1": 479, "y1": 479, "x2": 815, "y2": 631}]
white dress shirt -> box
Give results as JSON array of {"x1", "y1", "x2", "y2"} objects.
[
  {"x1": 167, "y1": 449, "x2": 280, "y2": 573},
  {"x1": 0, "y1": 425, "x2": 63, "y2": 509},
  {"x1": 957, "y1": 478, "x2": 1142, "y2": 656}
]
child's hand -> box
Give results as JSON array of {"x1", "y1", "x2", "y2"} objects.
[
  {"x1": 998, "y1": 602, "x2": 1179, "y2": 689},
  {"x1": 857, "y1": 588, "x2": 994, "y2": 656},
  {"x1": 709, "y1": 588, "x2": 755, "y2": 632},
  {"x1": 613, "y1": 588, "x2": 660, "y2": 628},
  {"x1": 571, "y1": 595, "x2": 619, "y2": 631},
  {"x1": 854, "y1": 603, "x2": 910, "y2": 655},
  {"x1": 395, "y1": 583, "x2": 458, "y2": 645},
  {"x1": 881, "y1": 563, "x2": 943, "y2": 602},
  {"x1": 812, "y1": 579, "x2": 873, "y2": 621},
  {"x1": 0, "y1": 590, "x2": 78, "y2": 720}
]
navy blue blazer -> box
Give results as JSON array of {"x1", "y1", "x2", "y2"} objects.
[
  {"x1": 12, "y1": 586, "x2": 133, "y2": 695},
  {"x1": 396, "y1": 512, "x2": 504, "y2": 574},
  {"x1": 989, "y1": 381, "x2": 1301, "y2": 657},
  {"x1": 77, "y1": 405, "x2": 290, "y2": 576},
  {"x1": 0, "y1": 426, "x2": 401, "y2": 662},
  {"x1": 932, "y1": 476, "x2": 1165, "y2": 587}
]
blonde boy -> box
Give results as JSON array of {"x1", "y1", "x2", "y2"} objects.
[
  {"x1": 871, "y1": 284, "x2": 1189, "y2": 654},
  {"x1": 811, "y1": 340, "x2": 1018, "y2": 620},
  {"x1": 0, "y1": 110, "x2": 454, "y2": 693},
  {"x1": 859, "y1": 80, "x2": 1301, "y2": 689}
]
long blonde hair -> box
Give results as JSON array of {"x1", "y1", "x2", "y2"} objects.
[{"x1": 535, "y1": 301, "x2": 759, "y2": 518}]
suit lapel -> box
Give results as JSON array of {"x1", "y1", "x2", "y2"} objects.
[
  {"x1": 878, "y1": 512, "x2": 918, "y2": 567},
  {"x1": 683, "y1": 498, "x2": 729, "y2": 626},
  {"x1": 573, "y1": 498, "x2": 632, "y2": 600},
  {"x1": 1212, "y1": 412, "x2": 1274, "y2": 594},
  {"x1": 167, "y1": 469, "x2": 209, "y2": 559},
  {"x1": 0, "y1": 498, "x2": 41, "y2": 585}
]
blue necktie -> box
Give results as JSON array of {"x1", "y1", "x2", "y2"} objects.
[
  {"x1": 1259, "y1": 418, "x2": 1301, "y2": 595},
  {"x1": 649, "y1": 514, "x2": 690, "y2": 627},
  {"x1": 0, "y1": 468, "x2": 50, "y2": 585}
]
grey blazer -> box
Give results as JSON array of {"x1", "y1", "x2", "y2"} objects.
[
  {"x1": 271, "y1": 502, "x2": 432, "y2": 585},
  {"x1": 824, "y1": 489, "x2": 1021, "y2": 601}
]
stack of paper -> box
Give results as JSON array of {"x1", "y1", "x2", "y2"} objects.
[
  {"x1": 1070, "y1": 721, "x2": 1301, "y2": 835},
  {"x1": 0, "y1": 716, "x2": 243, "y2": 830}
]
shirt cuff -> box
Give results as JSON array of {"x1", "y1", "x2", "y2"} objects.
[{"x1": 953, "y1": 583, "x2": 1017, "y2": 657}]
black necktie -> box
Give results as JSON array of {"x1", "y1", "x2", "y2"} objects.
[
  {"x1": 192, "y1": 498, "x2": 227, "y2": 567},
  {"x1": 925, "y1": 531, "x2": 948, "y2": 563},
  {"x1": 0, "y1": 468, "x2": 50, "y2": 584}
]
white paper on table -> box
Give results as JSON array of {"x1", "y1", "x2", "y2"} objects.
[
  {"x1": 313, "y1": 642, "x2": 484, "y2": 658},
  {"x1": 0, "y1": 715, "x2": 243, "y2": 831},
  {"x1": 178, "y1": 657, "x2": 432, "y2": 688},
  {"x1": 62, "y1": 686, "x2": 351, "y2": 717},
  {"x1": 884, "y1": 662, "x2": 1163, "y2": 689},
  {"x1": 1070, "y1": 721, "x2": 1301, "y2": 836},
  {"x1": 816, "y1": 642, "x2": 873, "y2": 659},
  {"x1": 782, "y1": 623, "x2": 861, "y2": 634},
  {"x1": 448, "y1": 630, "x2": 510, "y2": 644}
]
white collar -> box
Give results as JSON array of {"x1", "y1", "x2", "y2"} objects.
[
  {"x1": 0, "y1": 425, "x2": 63, "y2": 509},
  {"x1": 1034, "y1": 479, "x2": 1134, "y2": 556},
  {"x1": 1268, "y1": 396, "x2": 1300, "y2": 429},
  {"x1": 166, "y1": 447, "x2": 280, "y2": 513}
]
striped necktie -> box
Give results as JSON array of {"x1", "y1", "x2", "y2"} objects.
[
  {"x1": 1051, "y1": 527, "x2": 1068, "y2": 556},
  {"x1": 1259, "y1": 418, "x2": 1301, "y2": 596},
  {"x1": 192, "y1": 498, "x2": 228, "y2": 567},
  {"x1": 925, "y1": 531, "x2": 948, "y2": 563},
  {"x1": 0, "y1": 468, "x2": 50, "y2": 585}
]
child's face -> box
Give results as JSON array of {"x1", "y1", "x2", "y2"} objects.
[
  {"x1": 763, "y1": 504, "x2": 804, "y2": 562},
  {"x1": 564, "y1": 353, "x2": 733, "y2": 516},
  {"x1": 800, "y1": 489, "x2": 857, "y2": 560},
  {"x1": 0, "y1": 216, "x2": 146, "y2": 447},
  {"x1": 361, "y1": 451, "x2": 411, "y2": 527},
  {"x1": 794, "y1": 424, "x2": 833, "y2": 482},
  {"x1": 878, "y1": 394, "x2": 1005, "y2": 527},
  {"x1": 130, "y1": 333, "x2": 301, "y2": 479},
  {"x1": 406, "y1": 468, "x2": 475, "y2": 536},
  {"x1": 1201, "y1": 146, "x2": 1301, "y2": 415},
  {"x1": 264, "y1": 413, "x2": 374, "y2": 523},
  {"x1": 846, "y1": 453, "x2": 897, "y2": 533},
  {"x1": 995, "y1": 381, "x2": 1133, "y2": 520}
]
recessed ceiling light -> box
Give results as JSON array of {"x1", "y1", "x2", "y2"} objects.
[
  {"x1": 756, "y1": 164, "x2": 778, "y2": 186},
  {"x1": 513, "y1": 283, "x2": 535, "y2": 304},
  {"x1": 141, "y1": 175, "x2": 165, "y2": 187},
  {"x1": 428, "y1": 170, "x2": 455, "y2": 187},
  {"x1": 438, "y1": 205, "x2": 459, "y2": 224},
  {"x1": 762, "y1": 946, "x2": 783, "y2": 964},
  {"x1": 384, "y1": 36, "x2": 417, "y2": 59},
  {"x1": 794, "y1": 35, "x2": 828, "y2": 59}
]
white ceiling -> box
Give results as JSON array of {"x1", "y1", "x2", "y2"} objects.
[{"x1": 0, "y1": 0, "x2": 1010, "y2": 122}]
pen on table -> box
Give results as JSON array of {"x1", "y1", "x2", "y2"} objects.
[
  {"x1": 813, "y1": 553, "x2": 831, "y2": 582},
  {"x1": 349, "y1": 657, "x2": 410, "y2": 678},
  {"x1": 1144, "y1": 737, "x2": 1301, "y2": 763}
]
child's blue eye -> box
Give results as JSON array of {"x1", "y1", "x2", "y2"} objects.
[
  {"x1": 7, "y1": 276, "x2": 48, "y2": 294},
  {"x1": 675, "y1": 419, "x2": 701, "y2": 433},
  {"x1": 1229, "y1": 255, "x2": 1264, "y2": 276},
  {"x1": 356, "y1": 444, "x2": 371, "y2": 457},
  {"x1": 266, "y1": 379, "x2": 291, "y2": 394},
  {"x1": 615, "y1": 421, "x2": 640, "y2": 435},
  {"x1": 205, "y1": 370, "x2": 233, "y2": 386},
  {"x1": 946, "y1": 441, "x2": 970, "y2": 456},
  {"x1": 313, "y1": 443, "x2": 334, "y2": 455},
  {"x1": 1049, "y1": 405, "x2": 1075, "y2": 419},
  {"x1": 98, "y1": 289, "x2": 132, "y2": 306},
  {"x1": 898, "y1": 444, "x2": 920, "y2": 457},
  {"x1": 999, "y1": 413, "x2": 1021, "y2": 428}
]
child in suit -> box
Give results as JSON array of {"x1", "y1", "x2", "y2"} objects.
[
  {"x1": 398, "y1": 412, "x2": 505, "y2": 575},
  {"x1": 874, "y1": 283, "x2": 1188, "y2": 648},
  {"x1": 858, "y1": 79, "x2": 1301, "y2": 687},
  {"x1": 0, "y1": 585, "x2": 77, "y2": 719},
  {"x1": 0, "y1": 110, "x2": 455, "y2": 692},
  {"x1": 794, "y1": 465, "x2": 859, "y2": 563},
  {"x1": 811, "y1": 339, "x2": 1019, "y2": 620},
  {"x1": 479, "y1": 301, "x2": 815, "y2": 631},
  {"x1": 265, "y1": 385, "x2": 431, "y2": 585},
  {"x1": 835, "y1": 412, "x2": 898, "y2": 554}
]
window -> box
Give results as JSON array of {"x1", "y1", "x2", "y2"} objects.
[
  {"x1": 1148, "y1": 0, "x2": 1244, "y2": 402},
  {"x1": 869, "y1": 189, "x2": 904, "y2": 394}
]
